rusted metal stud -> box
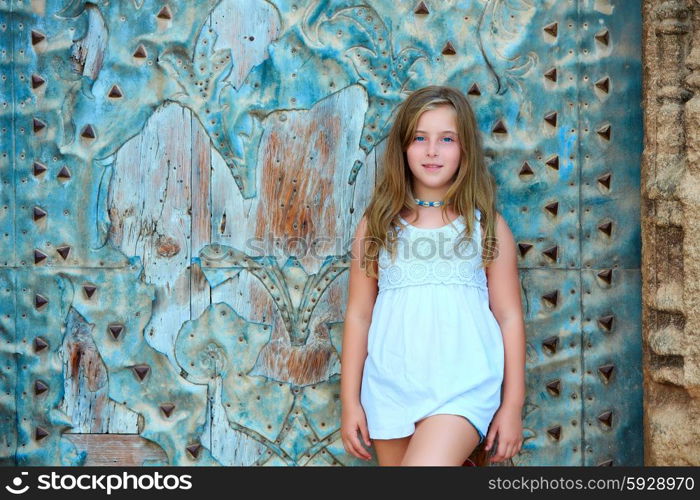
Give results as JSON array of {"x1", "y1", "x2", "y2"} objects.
[
  {"x1": 33, "y1": 118, "x2": 46, "y2": 134},
  {"x1": 542, "y1": 245, "x2": 558, "y2": 262},
  {"x1": 544, "y1": 202, "x2": 558, "y2": 216},
  {"x1": 31, "y1": 30, "x2": 46, "y2": 45},
  {"x1": 108, "y1": 85, "x2": 123, "y2": 98},
  {"x1": 34, "y1": 380, "x2": 49, "y2": 395},
  {"x1": 596, "y1": 124, "x2": 611, "y2": 141},
  {"x1": 81, "y1": 124, "x2": 96, "y2": 139},
  {"x1": 132, "y1": 364, "x2": 150, "y2": 381},
  {"x1": 31, "y1": 74, "x2": 45, "y2": 89},
  {"x1": 517, "y1": 243, "x2": 533, "y2": 257},
  {"x1": 467, "y1": 83, "x2": 480, "y2": 96},
  {"x1": 33, "y1": 206, "x2": 47, "y2": 221},
  {"x1": 542, "y1": 335, "x2": 559, "y2": 354},
  {"x1": 518, "y1": 161, "x2": 534, "y2": 176},
  {"x1": 83, "y1": 284, "x2": 97, "y2": 299},
  {"x1": 33, "y1": 161, "x2": 47, "y2": 176},
  {"x1": 546, "y1": 426, "x2": 562, "y2": 440},
  {"x1": 543, "y1": 22, "x2": 558, "y2": 38},
  {"x1": 598, "y1": 459, "x2": 614, "y2": 466},
  {"x1": 597, "y1": 410, "x2": 613, "y2": 427},
  {"x1": 35, "y1": 426, "x2": 49, "y2": 440},
  {"x1": 597, "y1": 315, "x2": 614, "y2": 332},
  {"x1": 34, "y1": 337, "x2": 48, "y2": 352},
  {"x1": 34, "y1": 249, "x2": 47, "y2": 264},
  {"x1": 595, "y1": 77, "x2": 610, "y2": 93},
  {"x1": 35, "y1": 294, "x2": 48, "y2": 309},
  {"x1": 542, "y1": 290, "x2": 559, "y2": 307},
  {"x1": 544, "y1": 67, "x2": 557, "y2": 82},
  {"x1": 414, "y1": 1, "x2": 429, "y2": 15},
  {"x1": 546, "y1": 379, "x2": 561, "y2": 396},
  {"x1": 108, "y1": 323, "x2": 124, "y2": 340},
  {"x1": 598, "y1": 221, "x2": 612, "y2": 236},
  {"x1": 544, "y1": 111, "x2": 557, "y2": 127},
  {"x1": 57, "y1": 166, "x2": 71, "y2": 180},
  {"x1": 545, "y1": 155, "x2": 559, "y2": 170},
  {"x1": 185, "y1": 443, "x2": 202, "y2": 459},
  {"x1": 598, "y1": 363, "x2": 614, "y2": 381},
  {"x1": 133, "y1": 44, "x2": 147, "y2": 58},
  {"x1": 441, "y1": 41, "x2": 456, "y2": 55},
  {"x1": 596, "y1": 269, "x2": 612, "y2": 285},
  {"x1": 56, "y1": 245, "x2": 71, "y2": 260},
  {"x1": 492, "y1": 119, "x2": 507, "y2": 135},
  {"x1": 595, "y1": 29, "x2": 610, "y2": 46},
  {"x1": 597, "y1": 173, "x2": 611, "y2": 189},
  {"x1": 159, "y1": 403, "x2": 176, "y2": 417},
  {"x1": 156, "y1": 5, "x2": 172, "y2": 19}
]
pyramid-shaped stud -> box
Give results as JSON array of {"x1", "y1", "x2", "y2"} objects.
[
  {"x1": 492, "y1": 119, "x2": 507, "y2": 134},
  {"x1": 57, "y1": 166, "x2": 71, "y2": 180},
  {"x1": 83, "y1": 284, "x2": 97, "y2": 299},
  {"x1": 597, "y1": 315, "x2": 614, "y2": 332},
  {"x1": 598, "y1": 459, "x2": 614, "y2": 466},
  {"x1": 81, "y1": 124, "x2": 96, "y2": 139},
  {"x1": 542, "y1": 335, "x2": 559, "y2": 354},
  {"x1": 33, "y1": 118, "x2": 46, "y2": 133},
  {"x1": 543, "y1": 22, "x2": 558, "y2": 38},
  {"x1": 546, "y1": 425, "x2": 562, "y2": 441},
  {"x1": 34, "y1": 380, "x2": 49, "y2": 395},
  {"x1": 595, "y1": 29, "x2": 610, "y2": 46},
  {"x1": 542, "y1": 245, "x2": 558, "y2": 262},
  {"x1": 132, "y1": 364, "x2": 150, "y2": 381},
  {"x1": 159, "y1": 403, "x2": 176, "y2": 418},
  {"x1": 108, "y1": 323, "x2": 124, "y2": 340},
  {"x1": 519, "y1": 161, "x2": 534, "y2": 176},
  {"x1": 544, "y1": 202, "x2": 559, "y2": 216},
  {"x1": 56, "y1": 245, "x2": 71, "y2": 260},
  {"x1": 595, "y1": 76, "x2": 610, "y2": 93},
  {"x1": 156, "y1": 5, "x2": 172, "y2": 19},
  {"x1": 34, "y1": 337, "x2": 49, "y2": 352},
  {"x1": 517, "y1": 243, "x2": 533, "y2": 257},
  {"x1": 35, "y1": 294, "x2": 48, "y2": 309},
  {"x1": 33, "y1": 161, "x2": 47, "y2": 176},
  {"x1": 108, "y1": 85, "x2": 123, "y2": 98},
  {"x1": 31, "y1": 74, "x2": 46, "y2": 89},
  {"x1": 597, "y1": 173, "x2": 611, "y2": 189},
  {"x1": 597, "y1": 410, "x2": 613, "y2": 427},
  {"x1": 598, "y1": 221, "x2": 612, "y2": 236},
  {"x1": 544, "y1": 67, "x2": 557, "y2": 82},
  {"x1": 33, "y1": 206, "x2": 47, "y2": 221},
  {"x1": 597, "y1": 269, "x2": 612, "y2": 284},
  {"x1": 546, "y1": 379, "x2": 561, "y2": 396},
  {"x1": 598, "y1": 363, "x2": 615, "y2": 382},
  {"x1": 414, "y1": 1, "x2": 429, "y2": 14},
  {"x1": 133, "y1": 44, "x2": 147, "y2": 58},
  {"x1": 35, "y1": 426, "x2": 49, "y2": 440},
  {"x1": 186, "y1": 443, "x2": 202, "y2": 458},
  {"x1": 542, "y1": 290, "x2": 559, "y2": 307},
  {"x1": 545, "y1": 155, "x2": 559, "y2": 170},
  {"x1": 467, "y1": 83, "x2": 481, "y2": 96},
  {"x1": 596, "y1": 124, "x2": 611, "y2": 141},
  {"x1": 31, "y1": 30, "x2": 46, "y2": 45},
  {"x1": 441, "y1": 41, "x2": 456, "y2": 55},
  {"x1": 544, "y1": 111, "x2": 557, "y2": 127},
  {"x1": 34, "y1": 249, "x2": 48, "y2": 264}
]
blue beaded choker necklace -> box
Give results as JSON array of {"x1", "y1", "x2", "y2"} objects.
[{"x1": 414, "y1": 197, "x2": 449, "y2": 207}]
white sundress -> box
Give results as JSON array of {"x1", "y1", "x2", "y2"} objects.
[{"x1": 360, "y1": 208, "x2": 504, "y2": 444}]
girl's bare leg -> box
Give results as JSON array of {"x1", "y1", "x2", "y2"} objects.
[
  {"x1": 372, "y1": 435, "x2": 411, "y2": 466},
  {"x1": 400, "y1": 414, "x2": 480, "y2": 466}
]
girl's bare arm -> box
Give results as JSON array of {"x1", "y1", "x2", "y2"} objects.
[
  {"x1": 340, "y1": 216, "x2": 379, "y2": 406},
  {"x1": 485, "y1": 213, "x2": 526, "y2": 410}
]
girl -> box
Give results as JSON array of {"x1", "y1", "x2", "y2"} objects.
[{"x1": 340, "y1": 85, "x2": 526, "y2": 466}]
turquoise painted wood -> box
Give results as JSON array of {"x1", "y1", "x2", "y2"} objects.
[{"x1": 0, "y1": 0, "x2": 642, "y2": 465}]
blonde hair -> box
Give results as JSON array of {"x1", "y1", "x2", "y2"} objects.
[{"x1": 360, "y1": 85, "x2": 499, "y2": 278}]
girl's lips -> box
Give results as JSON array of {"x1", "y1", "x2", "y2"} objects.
[{"x1": 422, "y1": 164, "x2": 443, "y2": 170}]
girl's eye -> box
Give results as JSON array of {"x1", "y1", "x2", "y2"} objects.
[
  {"x1": 414, "y1": 136, "x2": 425, "y2": 142},
  {"x1": 442, "y1": 137, "x2": 454, "y2": 143}
]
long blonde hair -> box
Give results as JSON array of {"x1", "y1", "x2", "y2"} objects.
[{"x1": 360, "y1": 85, "x2": 499, "y2": 278}]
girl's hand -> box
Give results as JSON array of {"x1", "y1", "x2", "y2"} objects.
[
  {"x1": 484, "y1": 404, "x2": 523, "y2": 464},
  {"x1": 341, "y1": 400, "x2": 373, "y2": 461}
]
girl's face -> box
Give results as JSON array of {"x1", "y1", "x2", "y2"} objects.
[{"x1": 405, "y1": 104, "x2": 461, "y2": 193}]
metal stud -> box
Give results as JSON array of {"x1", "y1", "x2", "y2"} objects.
[
  {"x1": 546, "y1": 379, "x2": 561, "y2": 396},
  {"x1": 83, "y1": 284, "x2": 97, "y2": 299},
  {"x1": 157, "y1": 5, "x2": 172, "y2": 19},
  {"x1": 133, "y1": 44, "x2": 147, "y2": 58},
  {"x1": 517, "y1": 243, "x2": 533, "y2": 257},
  {"x1": 545, "y1": 155, "x2": 559, "y2": 170},
  {"x1": 544, "y1": 202, "x2": 559, "y2": 216},
  {"x1": 108, "y1": 85, "x2": 123, "y2": 98},
  {"x1": 34, "y1": 337, "x2": 48, "y2": 352},
  {"x1": 33, "y1": 161, "x2": 47, "y2": 176},
  {"x1": 441, "y1": 41, "x2": 456, "y2": 55},
  {"x1": 596, "y1": 124, "x2": 611, "y2": 141},
  {"x1": 33, "y1": 206, "x2": 47, "y2": 221},
  {"x1": 33, "y1": 118, "x2": 46, "y2": 133},
  {"x1": 159, "y1": 403, "x2": 176, "y2": 418},
  {"x1": 132, "y1": 364, "x2": 150, "y2": 381},
  {"x1": 597, "y1": 173, "x2": 611, "y2": 189},
  {"x1": 595, "y1": 76, "x2": 610, "y2": 93},
  {"x1": 546, "y1": 425, "x2": 562, "y2": 441},
  {"x1": 31, "y1": 30, "x2": 46, "y2": 45},
  {"x1": 598, "y1": 459, "x2": 614, "y2": 466},
  {"x1": 542, "y1": 245, "x2": 558, "y2": 262},
  {"x1": 597, "y1": 410, "x2": 613, "y2": 427},
  {"x1": 544, "y1": 67, "x2": 557, "y2": 82},
  {"x1": 34, "y1": 249, "x2": 47, "y2": 264},
  {"x1": 35, "y1": 426, "x2": 49, "y2": 440},
  {"x1": 595, "y1": 29, "x2": 610, "y2": 46},
  {"x1": 107, "y1": 323, "x2": 124, "y2": 340},
  {"x1": 598, "y1": 221, "x2": 612, "y2": 236},
  {"x1": 35, "y1": 294, "x2": 48, "y2": 309},
  {"x1": 34, "y1": 380, "x2": 49, "y2": 395},
  {"x1": 544, "y1": 111, "x2": 557, "y2": 127},
  {"x1": 597, "y1": 269, "x2": 612, "y2": 284},
  {"x1": 598, "y1": 363, "x2": 614, "y2": 381},
  {"x1": 542, "y1": 335, "x2": 559, "y2": 354},
  {"x1": 56, "y1": 245, "x2": 71, "y2": 260},
  {"x1": 492, "y1": 119, "x2": 507, "y2": 134},
  {"x1": 467, "y1": 83, "x2": 481, "y2": 96},
  {"x1": 542, "y1": 290, "x2": 558, "y2": 307},
  {"x1": 186, "y1": 443, "x2": 202, "y2": 458},
  {"x1": 597, "y1": 315, "x2": 614, "y2": 332},
  {"x1": 414, "y1": 1, "x2": 429, "y2": 14},
  {"x1": 543, "y1": 22, "x2": 558, "y2": 38},
  {"x1": 31, "y1": 74, "x2": 45, "y2": 89},
  {"x1": 519, "y1": 161, "x2": 534, "y2": 176},
  {"x1": 81, "y1": 124, "x2": 96, "y2": 139},
  {"x1": 57, "y1": 166, "x2": 71, "y2": 180}
]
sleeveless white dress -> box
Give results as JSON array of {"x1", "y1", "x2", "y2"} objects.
[{"x1": 360, "y1": 208, "x2": 504, "y2": 443}]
